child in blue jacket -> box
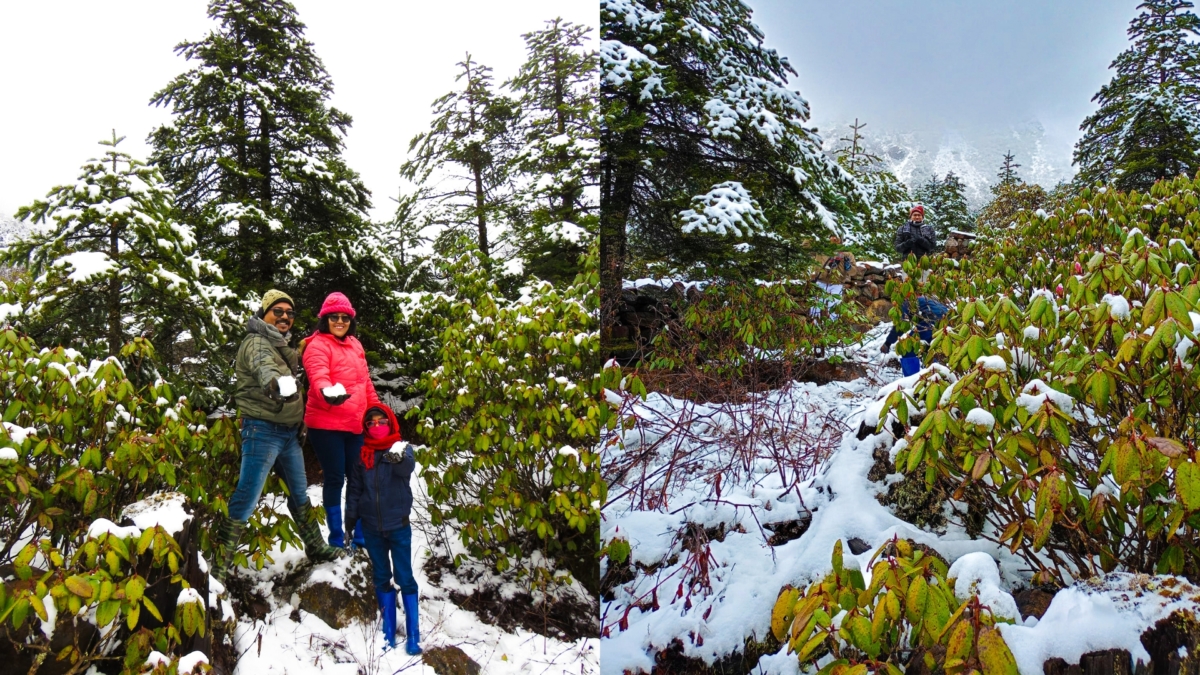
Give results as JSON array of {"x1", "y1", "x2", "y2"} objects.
[{"x1": 345, "y1": 405, "x2": 421, "y2": 654}]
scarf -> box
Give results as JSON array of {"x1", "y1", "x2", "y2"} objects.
[{"x1": 361, "y1": 405, "x2": 403, "y2": 470}]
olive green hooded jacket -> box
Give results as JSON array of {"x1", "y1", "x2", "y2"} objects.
[{"x1": 233, "y1": 314, "x2": 305, "y2": 425}]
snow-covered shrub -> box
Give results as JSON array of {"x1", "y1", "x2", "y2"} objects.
[
  {"x1": 770, "y1": 538, "x2": 1017, "y2": 675},
  {"x1": 2, "y1": 521, "x2": 203, "y2": 672},
  {"x1": 877, "y1": 176, "x2": 1200, "y2": 583},
  {"x1": 0, "y1": 329, "x2": 300, "y2": 576},
  {"x1": 412, "y1": 246, "x2": 612, "y2": 587}
]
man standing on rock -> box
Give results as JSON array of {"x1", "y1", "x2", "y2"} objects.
[{"x1": 213, "y1": 289, "x2": 343, "y2": 583}]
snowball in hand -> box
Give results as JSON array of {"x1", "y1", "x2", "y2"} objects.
[
  {"x1": 277, "y1": 375, "x2": 297, "y2": 397},
  {"x1": 322, "y1": 383, "x2": 347, "y2": 397}
]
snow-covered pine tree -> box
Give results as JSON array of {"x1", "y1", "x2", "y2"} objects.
[
  {"x1": 400, "y1": 54, "x2": 519, "y2": 261},
  {"x1": 1112, "y1": 89, "x2": 1200, "y2": 192},
  {"x1": 835, "y1": 119, "x2": 912, "y2": 261},
  {"x1": 507, "y1": 18, "x2": 598, "y2": 285},
  {"x1": 149, "y1": 0, "x2": 371, "y2": 294},
  {"x1": 1074, "y1": 0, "x2": 1200, "y2": 189},
  {"x1": 600, "y1": 0, "x2": 859, "y2": 322},
  {"x1": 2, "y1": 134, "x2": 234, "y2": 365},
  {"x1": 913, "y1": 172, "x2": 973, "y2": 241}
]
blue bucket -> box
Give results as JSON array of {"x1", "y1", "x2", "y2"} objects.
[{"x1": 900, "y1": 354, "x2": 922, "y2": 377}]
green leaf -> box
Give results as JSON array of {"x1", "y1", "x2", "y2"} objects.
[
  {"x1": 1176, "y1": 462, "x2": 1200, "y2": 511},
  {"x1": 978, "y1": 627, "x2": 1019, "y2": 675},
  {"x1": 906, "y1": 575, "x2": 929, "y2": 624},
  {"x1": 65, "y1": 576, "x2": 94, "y2": 599}
]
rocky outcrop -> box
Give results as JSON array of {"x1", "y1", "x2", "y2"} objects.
[
  {"x1": 944, "y1": 230, "x2": 977, "y2": 259},
  {"x1": 424, "y1": 645, "x2": 483, "y2": 675}
]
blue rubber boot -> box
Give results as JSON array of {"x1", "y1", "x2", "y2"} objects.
[
  {"x1": 353, "y1": 519, "x2": 366, "y2": 549},
  {"x1": 402, "y1": 593, "x2": 422, "y2": 655},
  {"x1": 326, "y1": 504, "x2": 345, "y2": 548},
  {"x1": 377, "y1": 588, "x2": 397, "y2": 650}
]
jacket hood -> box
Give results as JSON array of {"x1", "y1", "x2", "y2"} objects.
[
  {"x1": 362, "y1": 404, "x2": 403, "y2": 451},
  {"x1": 247, "y1": 314, "x2": 289, "y2": 347}
]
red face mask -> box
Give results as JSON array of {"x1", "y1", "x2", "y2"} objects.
[{"x1": 367, "y1": 423, "x2": 390, "y2": 439}]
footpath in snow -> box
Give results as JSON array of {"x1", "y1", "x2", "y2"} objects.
[{"x1": 600, "y1": 325, "x2": 1200, "y2": 675}]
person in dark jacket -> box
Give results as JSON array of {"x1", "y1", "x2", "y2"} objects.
[
  {"x1": 893, "y1": 205, "x2": 938, "y2": 258},
  {"x1": 213, "y1": 290, "x2": 343, "y2": 583},
  {"x1": 883, "y1": 206, "x2": 950, "y2": 356},
  {"x1": 345, "y1": 405, "x2": 422, "y2": 654}
]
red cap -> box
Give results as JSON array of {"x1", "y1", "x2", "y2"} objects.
[
  {"x1": 318, "y1": 292, "x2": 356, "y2": 318},
  {"x1": 910, "y1": 205, "x2": 925, "y2": 216}
]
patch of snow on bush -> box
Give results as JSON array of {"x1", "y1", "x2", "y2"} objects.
[
  {"x1": 87, "y1": 518, "x2": 142, "y2": 540},
  {"x1": 1023, "y1": 326, "x2": 1040, "y2": 341},
  {"x1": 177, "y1": 651, "x2": 209, "y2": 674},
  {"x1": 964, "y1": 408, "x2": 996, "y2": 430},
  {"x1": 1016, "y1": 379, "x2": 1075, "y2": 417},
  {"x1": 977, "y1": 355, "x2": 1007, "y2": 372},
  {"x1": 177, "y1": 587, "x2": 203, "y2": 606},
  {"x1": 122, "y1": 492, "x2": 191, "y2": 535},
  {"x1": 947, "y1": 552, "x2": 1018, "y2": 620},
  {"x1": 0, "y1": 448, "x2": 17, "y2": 462},
  {"x1": 1102, "y1": 294, "x2": 1131, "y2": 321}
]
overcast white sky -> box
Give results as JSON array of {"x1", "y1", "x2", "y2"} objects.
[
  {"x1": 751, "y1": 0, "x2": 1140, "y2": 150},
  {"x1": 0, "y1": 0, "x2": 596, "y2": 220}
]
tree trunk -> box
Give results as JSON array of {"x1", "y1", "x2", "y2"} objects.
[
  {"x1": 108, "y1": 153, "x2": 122, "y2": 355},
  {"x1": 600, "y1": 121, "x2": 641, "y2": 347},
  {"x1": 258, "y1": 109, "x2": 273, "y2": 287},
  {"x1": 473, "y1": 159, "x2": 489, "y2": 257}
]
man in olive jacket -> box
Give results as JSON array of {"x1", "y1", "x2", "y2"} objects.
[{"x1": 213, "y1": 289, "x2": 341, "y2": 582}]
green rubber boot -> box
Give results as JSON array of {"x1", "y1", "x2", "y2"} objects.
[
  {"x1": 212, "y1": 516, "x2": 246, "y2": 584},
  {"x1": 294, "y1": 502, "x2": 345, "y2": 564}
]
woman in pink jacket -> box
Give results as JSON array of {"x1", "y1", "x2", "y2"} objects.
[{"x1": 303, "y1": 292, "x2": 383, "y2": 548}]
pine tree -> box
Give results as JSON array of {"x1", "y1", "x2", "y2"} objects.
[
  {"x1": 506, "y1": 18, "x2": 598, "y2": 284},
  {"x1": 997, "y1": 151, "x2": 1022, "y2": 189},
  {"x1": 149, "y1": 0, "x2": 371, "y2": 293},
  {"x1": 3, "y1": 134, "x2": 234, "y2": 361},
  {"x1": 1074, "y1": 0, "x2": 1200, "y2": 188},
  {"x1": 977, "y1": 155, "x2": 1047, "y2": 231},
  {"x1": 1113, "y1": 90, "x2": 1200, "y2": 192},
  {"x1": 400, "y1": 54, "x2": 519, "y2": 260},
  {"x1": 600, "y1": 0, "x2": 858, "y2": 330},
  {"x1": 835, "y1": 119, "x2": 911, "y2": 261},
  {"x1": 913, "y1": 172, "x2": 973, "y2": 240}
]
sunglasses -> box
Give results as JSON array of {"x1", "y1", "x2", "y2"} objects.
[
  {"x1": 366, "y1": 418, "x2": 390, "y2": 427},
  {"x1": 327, "y1": 313, "x2": 353, "y2": 324},
  {"x1": 271, "y1": 307, "x2": 296, "y2": 319}
]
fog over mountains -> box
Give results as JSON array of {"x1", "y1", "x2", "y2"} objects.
[
  {"x1": 0, "y1": 213, "x2": 28, "y2": 248},
  {"x1": 818, "y1": 119, "x2": 1079, "y2": 210}
]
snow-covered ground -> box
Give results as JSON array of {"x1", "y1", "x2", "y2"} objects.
[{"x1": 600, "y1": 325, "x2": 1200, "y2": 675}]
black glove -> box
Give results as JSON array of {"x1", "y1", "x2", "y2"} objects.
[{"x1": 322, "y1": 388, "x2": 350, "y2": 406}]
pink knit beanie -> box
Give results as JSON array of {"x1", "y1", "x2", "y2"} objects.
[{"x1": 318, "y1": 292, "x2": 356, "y2": 318}]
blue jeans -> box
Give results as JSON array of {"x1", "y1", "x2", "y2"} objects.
[
  {"x1": 308, "y1": 428, "x2": 364, "y2": 512},
  {"x1": 884, "y1": 297, "x2": 950, "y2": 354},
  {"x1": 227, "y1": 418, "x2": 309, "y2": 522},
  {"x1": 362, "y1": 526, "x2": 419, "y2": 596}
]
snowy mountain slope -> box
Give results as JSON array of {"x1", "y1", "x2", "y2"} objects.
[
  {"x1": 0, "y1": 212, "x2": 28, "y2": 249},
  {"x1": 820, "y1": 120, "x2": 1077, "y2": 209}
]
